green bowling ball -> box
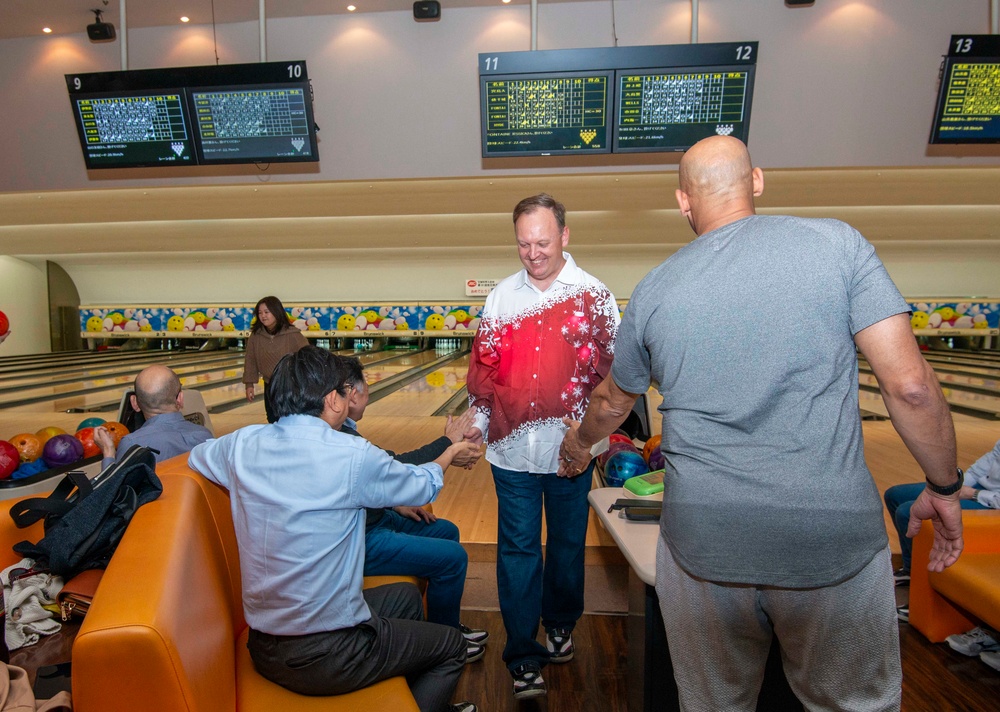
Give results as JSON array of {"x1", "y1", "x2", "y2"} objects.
[{"x1": 77, "y1": 417, "x2": 106, "y2": 431}]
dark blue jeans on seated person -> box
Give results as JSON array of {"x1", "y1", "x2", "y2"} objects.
[
  {"x1": 364, "y1": 509, "x2": 468, "y2": 630},
  {"x1": 247, "y1": 582, "x2": 465, "y2": 712},
  {"x1": 884, "y1": 481, "x2": 985, "y2": 572},
  {"x1": 491, "y1": 461, "x2": 593, "y2": 672}
]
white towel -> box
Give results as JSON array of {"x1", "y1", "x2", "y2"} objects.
[{"x1": 1, "y1": 559, "x2": 64, "y2": 651}]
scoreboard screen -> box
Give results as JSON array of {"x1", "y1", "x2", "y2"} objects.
[
  {"x1": 614, "y1": 66, "x2": 754, "y2": 153},
  {"x1": 482, "y1": 72, "x2": 612, "y2": 156},
  {"x1": 930, "y1": 35, "x2": 1000, "y2": 144},
  {"x1": 66, "y1": 61, "x2": 318, "y2": 169},
  {"x1": 192, "y1": 85, "x2": 316, "y2": 164},
  {"x1": 479, "y1": 43, "x2": 757, "y2": 158},
  {"x1": 71, "y1": 90, "x2": 196, "y2": 168}
]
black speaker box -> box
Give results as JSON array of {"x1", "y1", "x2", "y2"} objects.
[
  {"x1": 413, "y1": 1, "x2": 441, "y2": 21},
  {"x1": 87, "y1": 22, "x2": 117, "y2": 42}
]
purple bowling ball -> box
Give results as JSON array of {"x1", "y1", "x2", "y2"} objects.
[
  {"x1": 605, "y1": 450, "x2": 648, "y2": 487},
  {"x1": 647, "y1": 448, "x2": 666, "y2": 472},
  {"x1": 42, "y1": 433, "x2": 85, "y2": 468},
  {"x1": 600, "y1": 439, "x2": 640, "y2": 466}
]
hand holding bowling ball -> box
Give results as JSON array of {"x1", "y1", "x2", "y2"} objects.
[
  {"x1": 42, "y1": 434, "x2": 84, "y2": 468},
  {"x1": 75, "y1": 427, "x2": 102, "y2": 458}
]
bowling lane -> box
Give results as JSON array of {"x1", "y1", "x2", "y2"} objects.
[
  {"x1": 0, "y1": 354, "x2": 247, "y2": 409},
  {"x1": 0, "y1": 352, "x2": 244, "y2": 394},
  {"x1": 363, "y1": 353, "x2": 470, "y2": 418},
  {"x1": 194, "y1": 348, "x2": 437, "y2": 413}
]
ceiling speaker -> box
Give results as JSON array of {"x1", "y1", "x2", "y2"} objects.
[{"x1": 413, "y1": 1, "x2": 441, "y2": 21}]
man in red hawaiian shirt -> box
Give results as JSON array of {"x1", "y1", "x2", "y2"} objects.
[{"x1": 466, "y1": 193, "x2": 619, "y2": 700}]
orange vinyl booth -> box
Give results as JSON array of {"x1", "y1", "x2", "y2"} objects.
[
  {"x1": 908, "y1": 510, "x2": 1000, "y2": 643},
  {"x1": 1, "y1": 453, "x2": 422, "y2": 712}
]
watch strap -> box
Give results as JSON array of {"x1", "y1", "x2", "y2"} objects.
[{"x1": 925, "y1": 468, "x2": 964, "y2": 496}]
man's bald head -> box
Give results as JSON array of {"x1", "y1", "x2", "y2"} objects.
[
  {"x1": 675, "y1": 136, "x2": 763, "y2": 236},
  {"x1": 133, "y1": 365, "x2": 183, "y2": 416}
]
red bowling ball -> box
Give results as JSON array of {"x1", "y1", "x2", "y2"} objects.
[
  {"x1": 75, "y1": 427, "x2": 101, "y2": 458},
  {"x1": 42, "y1": 433, "x2": 85, "y2": 468},
  {"x1": 0, "y1": 310, "x2": 8, "y2": 335},
  {"x1": 0, "y1": 440, "x2": 18, "y2": 479}
]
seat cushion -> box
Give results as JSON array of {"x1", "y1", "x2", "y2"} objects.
[{"x1": 234, "y1": 628, "x2": 419, "y2": 712}]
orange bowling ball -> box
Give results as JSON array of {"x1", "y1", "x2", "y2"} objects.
[
  {"x1": 101, "y1": 421, "x2": 130, "y2": 447},
  {"x1": 74, "y1": 427, "x2": 101, "y2": 458},
  {"x1": 35, "y1": 426, "x2": 67, "y2": 446},
  {"x1": 9, "y1": 433, "x2": 42, "y2": 463},
  {"x1": 642, "y1": 435, "x2": 662, "y2": 464}
]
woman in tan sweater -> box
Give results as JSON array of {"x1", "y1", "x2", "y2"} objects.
[{"x1": 243, "y1": 296, "x2": 309, "y2": 422}]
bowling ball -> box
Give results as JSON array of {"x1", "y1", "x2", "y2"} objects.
[
  {"x1": 608, "y1": 433, "x2": 633, "y2": 449},
  {"x1": 0, "y1": 441, "x2": 18, "y2": 479},
  {"x1": 647, "y1": 448, "x2": 666, "y2": 472},
  {"x1": 74, "y1": 427, "x2": 101, "y2": 458},
  {"x1": 8, "y1": 433, "x2": 42, "y2": 463},
  {"x1": 604, "y1": 450, "x2": 648, "y2": 488},
  {"x1": 599, "y1": 439, "x2": 641, "y2": 466},
  {"x1": 35, "y1": 426, "x2": 67, "y2": 446},
  {"x1": 0, "y1": 310, "x2": 8, "y2": 335},
  {"x1": 42, "y1": 434, "x2": 84, "y2": 468},
  {"x1": 77, "y1": 417, "x2": 106, "y2": 431},
  {"x1": 101, "y1": 421, "x2": 130, "y2": 447},
  {"x1": 642, "y1": 434, "x2": 662, "y2": 464}
]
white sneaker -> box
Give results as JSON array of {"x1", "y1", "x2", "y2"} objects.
[
  {"x1": 946, "y1": 627, "x2": 1000, "y2": 657},
  {"x1": 981, "y1": 650, "x2": 1000, "y2": 672}
]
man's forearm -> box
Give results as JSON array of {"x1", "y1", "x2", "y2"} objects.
[
  {"x1": 577, "y1": 378, "x2": 636, "y2": 448},
  {"x1": 882, "y1": 368, "x2": 958, "y2": 489}
]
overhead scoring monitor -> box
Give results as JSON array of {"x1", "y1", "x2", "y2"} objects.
[
  {"x1": 479, "y1": 43, "x2": 758, "y2": 158},
  {"x1": 66, "y1": 61, "x2": 318, "y2": 169},
  {"x1": 929, "y1": 35, "x2": 1000, "y2": 144}
]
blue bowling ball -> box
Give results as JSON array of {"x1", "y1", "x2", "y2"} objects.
[{"x1": 605, "y1": 450, "x2": 648, "y2": 487}]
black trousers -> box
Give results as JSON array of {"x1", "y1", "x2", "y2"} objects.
[{"x1": 247, "y1": 583, "x2": 465, "y2": 712}]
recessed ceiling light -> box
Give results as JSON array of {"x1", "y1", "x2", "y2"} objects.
[
  {"x1": 347, "y1": 5, "x2": 357, "y2": 10},
  {"x1": 180, "y1": 16, "x2": 190, "y2": 23},
  {"x1": 43, "y1": 27, "x2": 52, "y2": 33},
  {"x1": 502, "y1": 0, "x2": 512, "y2": 4}
]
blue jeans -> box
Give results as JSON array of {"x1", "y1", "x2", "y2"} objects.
[
  {"x1": 492, "y1": 462, "x2": 593, "y2": 671},
  {"x1": 363, "y1": 509, "x2": 468, "y2": 629},
  {"x1": 884, "y1": 482, "x2": 985, "y2": 571}
]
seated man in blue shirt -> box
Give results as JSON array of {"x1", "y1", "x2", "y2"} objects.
[
  {"x1": 189, "y1": 346, "x2": 479, "y2": 712},
  {"x1": 95, "y1": 364, "x2": 212, "y2": 466},
  {"x1": 340, "y1": 357, "x2": 488, "y2": 662}
]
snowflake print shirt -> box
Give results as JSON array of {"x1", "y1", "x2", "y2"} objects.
[{"x1": 467, "y1": 252, "x2": 619, "y2": 473}]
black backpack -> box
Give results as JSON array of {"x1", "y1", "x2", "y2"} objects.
[{"x1": 9, "y1": 445, "x2": 163, "y2": 578}]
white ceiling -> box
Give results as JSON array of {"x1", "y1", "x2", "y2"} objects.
[{"x1": 1, "y1": 0, "x2": 546, "y2": 40}]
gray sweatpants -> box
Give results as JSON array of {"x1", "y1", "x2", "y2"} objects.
[{"x1": 655, "y1": 538, "x2": 901, "y2": 712}]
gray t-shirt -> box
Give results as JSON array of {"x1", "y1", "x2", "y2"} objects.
[{"x1": 612, "y1": 215, "x2": 909, "y2": 588}]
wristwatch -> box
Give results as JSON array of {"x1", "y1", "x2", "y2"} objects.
[{"x1": 925, "y1": 468, "x2": 964, "y2": 496}]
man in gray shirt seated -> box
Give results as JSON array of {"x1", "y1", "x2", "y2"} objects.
[{"x1": 95, "y1": 364, "x2": 212, "y2": 466}]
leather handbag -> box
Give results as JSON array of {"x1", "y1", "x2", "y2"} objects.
[{"x1": 56, "y1": 568, "x2": 103, "y2": 621}]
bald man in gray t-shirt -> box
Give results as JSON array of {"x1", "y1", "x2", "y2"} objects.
[{"x1": 559, "y1": 136, "x2": 963, "y2": 712}]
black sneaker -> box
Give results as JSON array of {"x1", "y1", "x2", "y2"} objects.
[
  {"x1": 546, "y1": 627, "x2": 574, "y2": 663},
  {"x1": 893, "y1": 567, "x2": 911, "y2": 587},
  {"x1": 511, "y1": 661, "x2": 546, "y2": 699},
  {"x1": 449, "y1": 704, "x2": 478, "y2": 712},
  {"x1": 896, "y1": 605, "x2": 909, "y2": 623},
  {"x1": 466, "y1": 641, "x2": 485, "y2": 663},
  {"x1": 460, "y1": 623, "x2": 489, "y2": 645}
]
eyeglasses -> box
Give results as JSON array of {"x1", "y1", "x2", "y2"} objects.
[{"x1": 8, "y1": 566, "x2": 50, "y2": 583}]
